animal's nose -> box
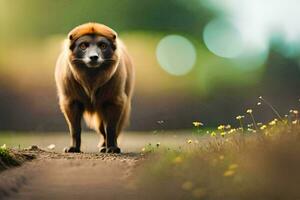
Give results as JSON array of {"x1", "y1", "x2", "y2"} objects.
[{"x1": 90, "y1": 55, "x2": 99, "y2": 61}]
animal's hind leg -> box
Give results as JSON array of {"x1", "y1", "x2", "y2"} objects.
[
  {"x1": 117, "y1": 101, "x2": 131, "y2": 138},
  {"x1": 101, "y1": 102, "x2": 124, "y2": 153}
]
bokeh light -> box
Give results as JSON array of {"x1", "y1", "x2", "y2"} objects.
[
  {"x1": 156, "y1": 35, "x2": 196, "y2": 76},
  {"x1": 232, "y1": 45, "x2": 269, "y2": 71},
  {"x1": 205, "y1": 0, "x2": 300, "y2": 57},
  {"x1": 203, "y1": 19, "x2": 244, "y2": 58}
]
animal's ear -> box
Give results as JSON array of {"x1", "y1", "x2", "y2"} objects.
[
  {"x1": 68, "y1": 33, "x2": 74, "y2": 41},
  {"x1": 68, "y1": 33, "x2": 76, "y2": 50},
  {"x1": 112, "y1": 34, "x2": 117, "y2": 40},
  {"x1": 68, "y1": 34, "x2": 75, "y2": 50}
]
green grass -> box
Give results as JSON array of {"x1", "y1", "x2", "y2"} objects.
[
  {"x1": 0, "y1": 146, "x2": 21, "y2": 170},
  {"x1": 134, "y1": 114, "x2": 300, "y2": 199},
  {"x1": 0, "y1": 147, "x2": 12, "y2": 163}
]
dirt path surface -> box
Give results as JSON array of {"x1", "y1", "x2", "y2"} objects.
[{"x1": 0, "y1": 150, "x2": 144, "y2": 200}]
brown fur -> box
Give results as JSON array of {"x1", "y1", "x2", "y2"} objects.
[
  {"x1": 55, "y1": 23, "x2": 134, "y2": 153},
  {"x1": 68, "y1": 23, "x2": 117, "y2": 42}
]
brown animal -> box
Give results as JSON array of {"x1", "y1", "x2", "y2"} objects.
[{"x1": 55, "y1": 23, "x2": 134, "y2": 153}]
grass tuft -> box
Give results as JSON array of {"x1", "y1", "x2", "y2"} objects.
[{"x1": 0, "y1": 145, "x2": 30, "y2": 171}]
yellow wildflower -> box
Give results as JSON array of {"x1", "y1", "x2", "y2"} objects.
[
  {"x1": 236, "y1": 115, "x2": 245, "y2": 120},
  {"x1": 228, "y1": 129, "x2": 236, "y2": 134},
  {"x1": 228, "y1": 164, "x2": 238, "y2": 170},
  {"x1": 293, "y1": 110, "x2": 299, "y2": 114},
  {"x1": 218, "y1": 125, "x2": 225, "y2": 130},
  {"x1": 246, "y1": 109, "x2": 253, "y2": 114},
  {"x1": 247, "y1": 123, "x2": 253, "y2": 127},
  {"x1": 260, "y1": 125, "x2": 267, "y2": 130},
  {"x1": 0, "y1": 144, "x2": 7, "y2": 149},
  {"x1": 141, "y1": 147, "x2": 146, "y2": 152},
  {"x1": 220, "y1": 132, "x2": 226, "y2": 137},
  {"x1": 223, "y1": 170, "x2": 235, "y2": 177},
  {"x1": 269, "y1": 120, "x2": 276, "y2": 126},
  {"x1": 187, "y1": 139, "x2": 193, "y2": 144},
  {"x1": 257, "y1": 102, "x2": 262, "y2": 106},
  {"x1": 210, "y1": 132, "x2": 216, "y2": 137},
  {"x1": 225, "y1": 124, "x2": 231, "y2": 129},
  {"x1": 292, "y1": 120, "x2": 298, "y2": 125},
  {"x1": 193, "y1": 121, "x2": 203, "y2": 127}
]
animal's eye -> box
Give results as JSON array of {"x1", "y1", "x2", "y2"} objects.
[
  {"x1": 99, "y1": 43, "x2": 107, "y2": 50},
  {"x1": 79, "y1": 42, "x2": 88, "y2": 50}
]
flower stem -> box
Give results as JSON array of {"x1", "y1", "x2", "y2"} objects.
[
  {"x1": 239, "y1": 119, "x2": 244, "y2": 133},
  {"x1": 259, "y1": 96, "x2": 283, "y2": 121},
  {"x1": 250, "y1": 113, "x2": 259, "y2": 131}
]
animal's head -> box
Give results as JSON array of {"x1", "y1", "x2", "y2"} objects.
[{"x1": 68, "y1": 23, "x2": 119, "y2": 69}]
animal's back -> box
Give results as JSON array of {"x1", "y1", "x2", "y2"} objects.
[{"x1": 118, "y1": 39, "x2": 135, "y2": 99}]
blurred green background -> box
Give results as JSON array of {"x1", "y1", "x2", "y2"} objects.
[{"x1": 0, "y1": 0, "x2": 299, "y2": 132}]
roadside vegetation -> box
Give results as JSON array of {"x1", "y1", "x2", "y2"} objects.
[
  {"x1": 0, "y1": 145, "x2": 34, "y2": 171},
  {"x1": 135, "y1": 97, "x2": 300, "y2": 200}
]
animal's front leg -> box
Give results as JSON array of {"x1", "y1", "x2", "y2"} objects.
[
  {"x1": 98, "y1": 121, "x2": 107, "y2": 153},
  {"x1": 61, "y1": 101, "x2": 84, "y2": 153},
  {"x1": 101, "y1": 102, "x2": 124, "y2": 153}
]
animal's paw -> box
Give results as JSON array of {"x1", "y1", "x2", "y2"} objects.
[
  {"x1": 106, "y1": 146, "x2": 121, "y2": 154},
  {"x1": 63, "y1": 146, "x2": 81, "y2": 153},
  {"x1": 99, "y1": 147, "x2": 106, "y2": 153}
]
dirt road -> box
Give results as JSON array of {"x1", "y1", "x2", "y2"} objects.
[
  {"x1": 0, "y1": 151, "x2": 143, "y2": 200},
  {"x1": 0, "y1": 132, "x2": 201, "y2": 200}
]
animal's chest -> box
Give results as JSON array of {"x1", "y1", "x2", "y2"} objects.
[
  {"x1": 71, "y1": 81, "x2": 114, "y2": 111},
  {"x1": 64, "y1": 67, "x2": 122, "y2": 111}
]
